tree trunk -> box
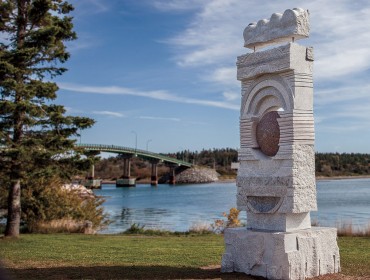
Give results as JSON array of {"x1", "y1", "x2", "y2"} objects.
[
  {"x1": 5, "y1": 179, "x2": 21, "y2": 237},
  {"x1": 3, "y1": 0, "x2": 27, "y2": 238}
]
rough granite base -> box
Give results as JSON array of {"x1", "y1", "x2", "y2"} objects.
[{"x1": 221, "y1": 227, "x2": 340, "y2": 280}]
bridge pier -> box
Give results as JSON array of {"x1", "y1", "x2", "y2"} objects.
[
  {"x1": 76, "y1": 144, "x2": 193, "y2": 186},
  {"x1": 169, "y1": 165, "x2": 176, "y2": 185},
  {"x1": 150, "y1": 161, "x2": 159, "y2": 186},
  {"x1": 116, "y1": 155, "x2": 136, "y2": 187},
  {"x1": 84, "y1": 163, "x2": 102, "y2": 189},
  {"x1": 123, "y1": 157, "x2": 131, "y2": 178}
]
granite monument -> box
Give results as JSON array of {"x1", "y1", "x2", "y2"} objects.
[{"x1": 221, "y1": 8, "x2": 340, "y2": 280}]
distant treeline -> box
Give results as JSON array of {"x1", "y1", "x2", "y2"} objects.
[
  {"x1": 93, "y1": 149, "x2": 369, "y2": 179},
  {"x1": 170, "y1": 150, "x2": 370, "y2": 177},
  {"x1": 167, "y1": 148, "x2": 238, "y2": 176},
  {"x1": 315, "y1": 153, "x2": 370, "y2": 177}
]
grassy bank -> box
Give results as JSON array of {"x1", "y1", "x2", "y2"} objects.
[{"x1": 0, "y1": 234, "x2": 369, "y2": 279}]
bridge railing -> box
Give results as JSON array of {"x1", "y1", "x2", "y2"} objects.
[{"x1": 76, "y1": 143, "x2": 192, "y2": 167}]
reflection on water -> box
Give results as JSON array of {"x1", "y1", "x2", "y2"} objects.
[
  {"x1": 120, "y1": 208, "x2": 170, "y2": 221},
  {"x1": 94, "y1": 183, "x2": 246, "y2": 233},
  {"x1": 119, "y1": 207, "x2": 173, "y2": 229},
  {"x1": 94, "y1": 179, "x2": 370, "y2": 234}
]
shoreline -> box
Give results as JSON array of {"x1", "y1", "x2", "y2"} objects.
[
  {"x1": 100, "y1": 175, "x2": 370, "y2": 185},
  {"x1": 316, "y1": 175, "x2": 370, "y2": 181},
  {"x1": 218, "y1": 175, "x2": 370, "y2": 183}
]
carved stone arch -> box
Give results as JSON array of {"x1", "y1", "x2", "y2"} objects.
[
  {"x1": 249, "y1": 87, "x2": 282, "y2": 116},
  {"x1": 241, "y1": 74, "x2": 293, "y2": 118}
]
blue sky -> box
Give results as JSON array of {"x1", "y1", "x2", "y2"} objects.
[{"x1": 55, "y1": 0, "x2": 370, "y2": 153}]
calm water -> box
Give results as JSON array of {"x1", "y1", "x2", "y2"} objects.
[{"x1": 94, "y1": 178, "x2": 370, "y2": 234}]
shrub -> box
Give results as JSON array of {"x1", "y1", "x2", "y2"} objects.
[
  {"x1": 29, "y1": 219, "x2": 95, "y2": 234},
  {"x1": 124, "y1": 223, "x2": 146, "y2": 234},
  {"x1": 21, "y1": 177, "x2": 109, "y2": 233},
  {"x1": 122, "y1": 224, "x2": 178, "y2": 236},
  {"x1": 189, "y1": 222, "x2": 212, "y2": 234},
  {"x1": 336, "y1": 221, "x2": 370, "y2": 237},
  {"x1": 211, "y1": 207, "x2": 241, "y2": 233},
  {"x1": 211, "y1": 219, "x2": 225, "y2": 234},
  {"x1": 224, "y1": 207, "x2": 241, "y2": 227}
]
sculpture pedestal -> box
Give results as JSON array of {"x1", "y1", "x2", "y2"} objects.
[{"x1": 221, "y1": 227, "x2": 340, "y2": 280}]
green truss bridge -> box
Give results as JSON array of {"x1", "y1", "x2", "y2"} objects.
[
  {"x1": 76, "y1": 143, "x2": 193, "y2": 187},
  {"x1": 76, "y1": 143, "x2": 192, "y2": 167}
]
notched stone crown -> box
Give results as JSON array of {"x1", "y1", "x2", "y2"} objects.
[{"x1": 243, "y1": 8, "x2": 310, "y2": 50}]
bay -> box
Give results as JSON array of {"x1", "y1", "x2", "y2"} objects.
[
  {"x1": 94, "y1": 178, "x2": 370, "y2": 234},
  {"x1": 312, "y1": 178, "x2": 370, "y2": 228}
]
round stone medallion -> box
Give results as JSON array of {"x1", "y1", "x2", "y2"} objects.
[{"x1": 256, "y1": 111, "x2": 280, "y2": 156}]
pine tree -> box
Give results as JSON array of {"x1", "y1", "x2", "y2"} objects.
[{"x1": 0, "y1": 0, "x2": 94, "y2": 237}]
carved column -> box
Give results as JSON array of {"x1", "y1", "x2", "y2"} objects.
[{"x1": 221, "y1": 8, "x2": 340, "y2": 279}]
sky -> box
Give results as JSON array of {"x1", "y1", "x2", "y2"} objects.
[{"x1": 54, "y1": 0, "x2": 370, "y2": 154}]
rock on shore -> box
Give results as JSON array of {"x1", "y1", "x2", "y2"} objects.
[
  {"x1": 175, "y1": 167, "x2": 219, "y2": 184},
  {"x1": 61, "y1": 183, "x2": 95, "y2": 199}
]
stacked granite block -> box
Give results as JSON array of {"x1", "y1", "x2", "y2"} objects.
[{"x1": 221, "y1": 8, "x2": 340, "y2": 280}]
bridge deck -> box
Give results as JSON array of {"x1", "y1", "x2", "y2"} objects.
[{"x1": 76, "y1": 143, "x2": 192, "y2": 167}]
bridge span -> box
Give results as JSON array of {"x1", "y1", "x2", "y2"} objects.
[{"x1": 76, "y1": 143, "x2": 192, "y2": 186}]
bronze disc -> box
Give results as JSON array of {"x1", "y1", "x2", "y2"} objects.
[{"x1": 256, "y1": 111, "x2": 280, "y2": 156}]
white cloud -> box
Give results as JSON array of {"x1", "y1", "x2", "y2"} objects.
[
  {"x1": 92, "y1": 111, "x2": 125, "y2": 118},
  {"x1": 317, "y1": 122, "x2": 368, "y2": 133},
  {"x1": 65, "y1": 107, "x2": 73, "y2": 113},
  {"x1": 222, "y1": 91, "x2": 239, "y2": 101},
  {"x1": 59, "y1": 82, "x2": 239, "y2": 110},
  {"x1": 153, "y1": 0, "x2": 370, "y2": 131},
  {"x1": 64, "y1": 107, "x2": 84, "y2": 114},
  {"x1": 315, "y1": 97, "x2": 370, "y2": 133},
  {"x1": 65, "y1": 33, "x2": 100, "y2": 53},
  {"x1": 207, "y1": 67, "x2": 238, "y2": 87},
  {"x1": 72, "y1": 0, "x2": 109, "y2": 14},
  {"x1": 314, "y1": 83, "x2": 370, "y2": 133},
  {"x1": 315, "y1": 81, "x2": 370, "y2": 105},
  {"x1": 90, "y1": 0, "x2": 109, "y2": 12},
  {"x1": 163, "y1": 1, "x2": 246, "y2": 67},
  {"x1": 64, "y1": 107, "x2": 125, "y2": 118},
  {"x1": 59, "y1": 82, "x2": 174, "y2": 99},
  {"x1": 313, "y1": 39, "x2": 370, "y2": 81},
  {"x1": 139, "y1": 116, "x2": 181, "y2": 122},
  {"x1": 318, "y1": 99, "x2": 370, "y2": 121},
  {"x1": 159, "y1": 0, "x2": 370, "y2": 84},
  {"x1": 152, "y1": 0, "x2": 208, "y2": 11},
  {"x1": 160, "y1": 0, "x2": 269, "y2": 67}
]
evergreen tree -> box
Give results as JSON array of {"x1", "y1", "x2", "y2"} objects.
[{"x1": 0, "y1": 0, "x2": 94, "y2": 237}]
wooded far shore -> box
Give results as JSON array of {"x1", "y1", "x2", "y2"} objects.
[{"x1": 92, "y1": 150, "x2": 370, "y2": 181}]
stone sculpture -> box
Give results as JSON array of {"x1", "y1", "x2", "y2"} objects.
[{"x1": 221, "y1": 8, "x2": 340, "y2": 280}]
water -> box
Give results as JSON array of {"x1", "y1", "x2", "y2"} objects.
[
  {"x1": 312, "y1": 178, "x2": 370, "y2": 228},
  {"x1": 94, "y1": 183, "x2": 246, "y2": 233},
  {"x1": 94, "y1": 178, "x2": 370, "y2": 234}
]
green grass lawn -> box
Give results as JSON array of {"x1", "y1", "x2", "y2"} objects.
[{"x1": 0, "y1": 234, "x2": 369, "y2": 279}]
